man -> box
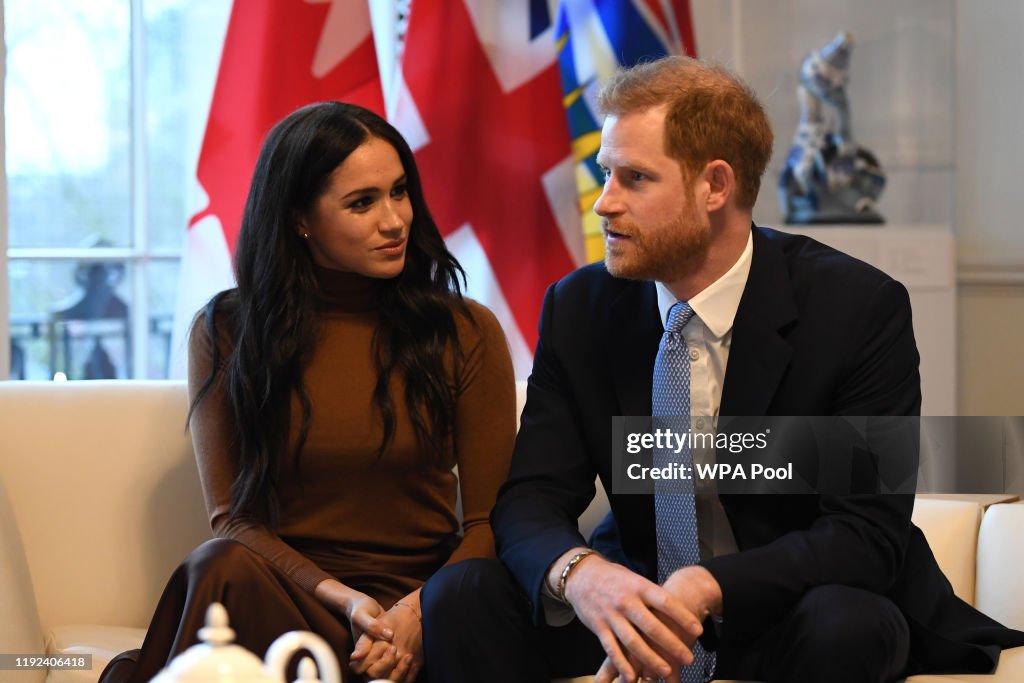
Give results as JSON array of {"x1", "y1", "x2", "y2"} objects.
[{"x1": 422, "y1": 56, "x2": 1024, "y2": 683}]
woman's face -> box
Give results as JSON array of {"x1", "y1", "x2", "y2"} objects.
[{"x1": 299, "y1": 136, "x2": 412, "y2": 278}]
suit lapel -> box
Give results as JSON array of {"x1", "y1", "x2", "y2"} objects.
[
  {"x1": 606, "y1": 278, "x2": 661, "y2": 575},
  {"x1": 721, "y1": 227, "x2": 798, "y2": 416},
  {"x1": 608, "y1": 280, "x2": 662, "y2": 417}
]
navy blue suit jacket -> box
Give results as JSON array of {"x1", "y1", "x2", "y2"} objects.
[{"x1": 493, "y1": 226, "x2": 1023, "y2": 674}]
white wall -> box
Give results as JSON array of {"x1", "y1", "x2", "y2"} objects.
[
  {"x1": 693, "y1": 0, "x2": 955, "y2": 228},
  {"x1": 955, "y1": 1, "x2": 1024, "y2": 269},
  {"x1": 955, "y1": 2, "x2": 1024, "y2": 415},
  {"x1": 959, "y1": 287, "x2": 1024, "y2": 414},
  {"x1": 691, "y1": 0, "x2": 1024, "y2": 415}
]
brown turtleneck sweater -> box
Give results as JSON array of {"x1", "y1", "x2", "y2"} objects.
[{"x1": 186, "y1": 267, "x2": 516, "y2": 606}]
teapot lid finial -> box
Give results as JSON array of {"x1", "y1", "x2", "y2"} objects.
[
  {"x1": 197, "y1": 603, "x2": 236, "y2": 647},
  {"x1": 148, "y1": 602, "x2": 271, "y2": 683}
]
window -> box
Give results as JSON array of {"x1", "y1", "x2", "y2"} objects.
[{"x1": 3, "y1": 0, "x2": 231, "y2": 379}]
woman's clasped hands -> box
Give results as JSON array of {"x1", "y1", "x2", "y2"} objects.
[
  {"x1": 315, "y1": 579, "x2": 421, "y2": 682},
  {"x1": 348, "y1": 588, "x2": 424, "y2": 683}
]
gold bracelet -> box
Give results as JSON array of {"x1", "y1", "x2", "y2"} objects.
[
  {"x1": 393, "y1": 601, "x2": 421, "y2": 620},
  {"x1": 556, "y1": 549, "x2": 599, "y2": 606}
]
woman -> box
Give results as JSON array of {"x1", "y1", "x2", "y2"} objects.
[{"x1": 99, "y1": 102, "x2": 516, "y2": 683}]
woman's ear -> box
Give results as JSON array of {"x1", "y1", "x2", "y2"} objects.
[
  {"x1": 293, "y1": 212, "x2": 310, "y2": 240},
  {"x1": 703, "y1": 160, "x2": 735, "y2": 212}
]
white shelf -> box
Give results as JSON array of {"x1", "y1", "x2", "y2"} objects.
[{"x1": 778, "y1": 225, "x2": 956, "y2": 416}]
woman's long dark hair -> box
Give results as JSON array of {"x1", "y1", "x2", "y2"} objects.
[{"x1": 188, "y1": 102, "x2": 468, "y2": 527}]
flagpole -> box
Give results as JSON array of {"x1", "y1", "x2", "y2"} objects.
[{"x1": 369, "y1": 0, "x2": 400, "y2": 114}]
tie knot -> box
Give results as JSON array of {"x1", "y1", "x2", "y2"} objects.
[{"x1": 665, "y1": 301, "x2": 696, "y2": 334}]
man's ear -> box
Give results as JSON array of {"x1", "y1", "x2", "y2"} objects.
[{"x1": 702, "y1": 160, "x2": 735, "y2": 212}]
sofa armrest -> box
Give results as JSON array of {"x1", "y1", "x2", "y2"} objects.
[{"x1": 0, "y1": 479, "x2": 47, "y2": 683}]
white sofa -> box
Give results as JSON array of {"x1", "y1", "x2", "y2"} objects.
[{"x1": 0, "y1": 381, "x2": 1021, "y2": 683}]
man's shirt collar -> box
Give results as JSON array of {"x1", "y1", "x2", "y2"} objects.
[{"x1": 655, "y1": 230, "x2": 753, "y2": 339}]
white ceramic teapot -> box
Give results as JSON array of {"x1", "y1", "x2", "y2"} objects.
[{"x1": 149, "y1": 602, "x2": 342, "y2": 683}]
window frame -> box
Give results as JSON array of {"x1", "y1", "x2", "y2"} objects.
[
  {"x1": 1, "y1": 3, "x2": 10, "y2": 381},
  {"x1": 2, "y1": 0, "x2": 180, "y2": 381}
]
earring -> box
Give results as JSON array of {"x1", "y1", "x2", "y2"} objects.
[{"x1": 301, "y1": 232, "x2": 309, "y2": 239}]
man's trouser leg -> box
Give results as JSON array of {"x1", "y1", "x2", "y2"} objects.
[{"x1": 421, "y1": 558, "x2": 606, "y2": 683}]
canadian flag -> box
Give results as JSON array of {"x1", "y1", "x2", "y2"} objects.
[
  {"x1": 172, "y1": 0, "x2": 693, "y2": 379},
  {"x1": 170, "y1": 0, "x2": 384, "y2": 377},
  {"x1": 391, "y1": 0, "x2": 585, "y2": 377}
]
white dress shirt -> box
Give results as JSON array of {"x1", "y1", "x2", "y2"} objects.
[{"x1": 655, "y1": 231, "x2": 753, "y2": 560}]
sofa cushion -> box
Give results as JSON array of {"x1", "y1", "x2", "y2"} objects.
[
  {"x1": 910, "y1": 498, "x2": 982, "y2": 605},
  {"x1": 976, "y1": 503, "x2": 1024, "y2": 630},
  {"x1": 0, "y1": 381, "x2": 210, "y2": 630},
  {"x1": 904, "y1": 645, "x2": 1024, "y2": 682},
  {"x1": 44, "y1": 624, "x2": 146, "y2": 683}
]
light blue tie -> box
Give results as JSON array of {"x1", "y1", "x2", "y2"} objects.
[{"x1": 653, "y1": 301, "x2": 715, "y2": 683}]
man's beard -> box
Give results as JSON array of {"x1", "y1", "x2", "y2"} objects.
[{"x1": 603, "y1": 207, "x2": 711, "y2": 283}]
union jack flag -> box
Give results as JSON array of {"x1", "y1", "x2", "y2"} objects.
[
  {"x1": 394, "y1": 0, "x2": 696, "y2": 374},
  {"x1": 172, "y1": 0, "x2": 696, "y2": 379},
  {"x1": 392, "y1": 0, "x2": 582, "y2": 377}
]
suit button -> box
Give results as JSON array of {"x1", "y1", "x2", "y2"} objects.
[{"x1": 689, "y1": 348, "x2": 699, "y2": 361}]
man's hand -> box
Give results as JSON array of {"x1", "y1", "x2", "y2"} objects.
[
  {"x1": 590, "y1": 566, "x2": 723, "y2": 683},
  {"x1": 662, "y1": 565, "x2": 722, "y2": 623},
  {"x1": 595, "y1": 654, "x2": 684, "y2": 683},
  {"x1": 550, "y1": 550, "x2": 703, "y2": 682}
]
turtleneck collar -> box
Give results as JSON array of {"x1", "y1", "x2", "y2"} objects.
[{"x1": 312, "y1": 264, "x2": 382, "y2": 313}]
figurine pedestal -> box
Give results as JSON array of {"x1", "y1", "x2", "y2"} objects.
[{"x1": 778, "y1": 225, "x2": 956, "y2": 416}]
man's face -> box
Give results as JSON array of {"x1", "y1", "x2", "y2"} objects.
[{"x1": 594, "y1": 106, "x2": 710, "y2": 283}]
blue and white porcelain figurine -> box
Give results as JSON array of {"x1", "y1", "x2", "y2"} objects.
[{"x1": 779, "y1": 31, "x2": 886, "y2": 225}]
